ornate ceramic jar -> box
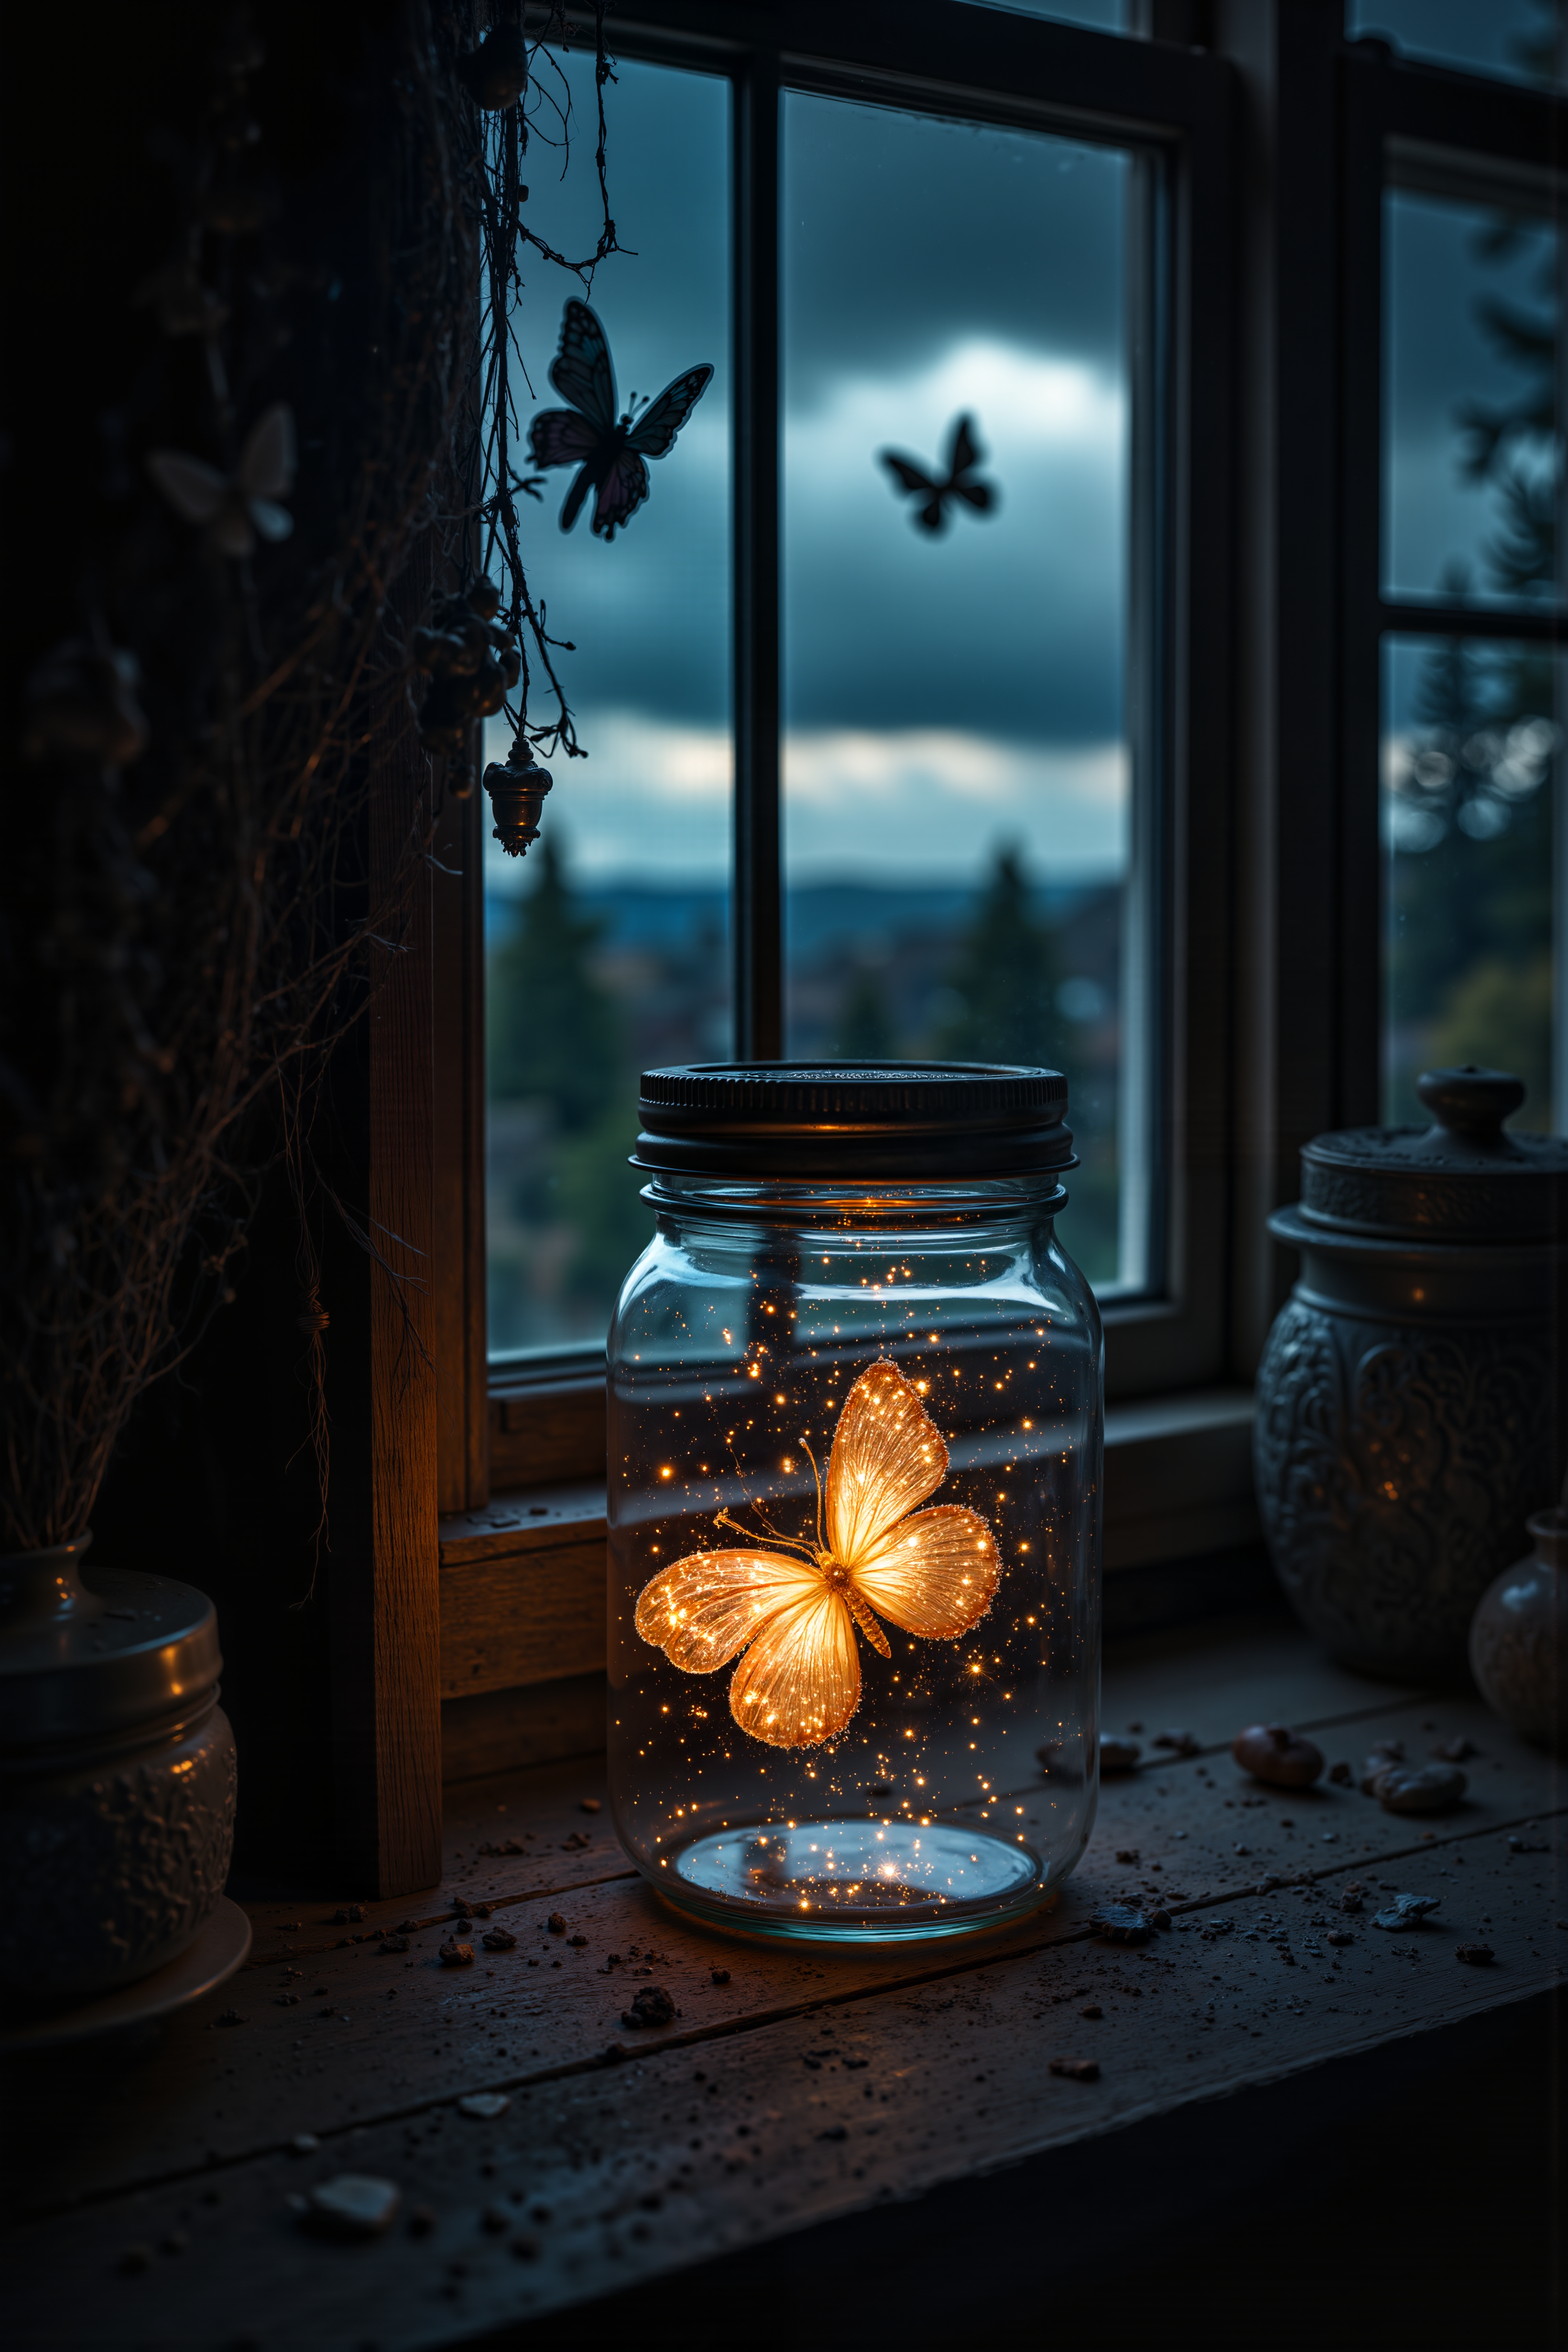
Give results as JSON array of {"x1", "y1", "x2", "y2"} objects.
[
  {"x1": 608, "y1": 1064, "x2": 1102, "y2": 1944},
  {"x1": 0, "y1": 1536, "x2": 236, "y2": 2003},
  {"x1": 1254, "y1": 1068, "x2": 1568, "y2": 1679},
  {"x1": 1469, "y1": 1506, "x2": 1567, "y2": 1750}
]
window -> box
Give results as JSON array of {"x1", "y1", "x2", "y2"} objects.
[
  {"x1": 1340, "y1": 46, "x2": 1565, "y2": 1136},
  {"x1": 480, "y1": 3, "x2": 1235, "y2": 1427}
]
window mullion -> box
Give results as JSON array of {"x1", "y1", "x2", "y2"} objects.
[{"x1": 732, "y1": 45, "x2": 783, "y2": 1060}]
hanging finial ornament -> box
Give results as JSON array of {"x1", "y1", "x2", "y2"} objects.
[
  {"x1": 455, "y1": 20, "x2": 528, "y2": 110},
  {"x1": 481, "y1": 732, "x2": 553, "y2": 857}
]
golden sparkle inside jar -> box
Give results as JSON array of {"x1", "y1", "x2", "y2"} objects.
[{"x1": 607, "y1": 1064, "x2": 1103, "y2": 1944}]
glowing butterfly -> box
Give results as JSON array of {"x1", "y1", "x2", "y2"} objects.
[
  {"x1": 146, "y1": 404, "x2": 296, "y2": 558},
  {"x1": 634, "y1": 1360, "x2": 1000, "y2": 1749},
  {"x1": 879, "y1": 411, "x2": 996, "y2": 535},
  {"x1": 527, "y1": 298, "x2": 713, "y2": 542}
]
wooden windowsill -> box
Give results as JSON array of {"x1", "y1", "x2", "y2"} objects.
[
  {"x1": 438, "y1": 1388, "x2": 1261, "y2": 1714},
  {"x1": 10, "y1": 1608, "x2": 1562, "y2": 2345}
]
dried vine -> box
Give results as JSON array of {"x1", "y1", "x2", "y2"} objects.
[{"x1": 1, "y1": 1, "x2": 618, "y2": 1553}]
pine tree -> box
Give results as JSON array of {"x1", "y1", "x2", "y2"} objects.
[
  {"x1": 932, "y1": 843, "x2": 1062, "y2": 1068},
  {"x1": 487, "y1": 831, "x2": 625, "y2": 1130}
]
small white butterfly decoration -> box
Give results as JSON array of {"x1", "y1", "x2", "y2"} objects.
[{"x1": 146, "y1": 404, "x2": 296, "y2": 559}]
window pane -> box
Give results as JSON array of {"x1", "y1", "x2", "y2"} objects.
[
  {"x1": 781, "y1": 94, "x2": 1145, "y2": 1292},
  {"x1": 1382, "y1": 634, "x2": 1565, "y2": 1128},
  {"x1": 487, "y1": 54, "x2": 732, "y2": 1358},
  {"x1": 1350, "y1": 0, "x2": 1565, "y2": 89},
  {"x1": 1385, "y1": 186, "x2": 1561, "y2": 608}
]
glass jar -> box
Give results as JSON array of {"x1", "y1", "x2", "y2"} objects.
[{"x1": 608, "y1": 1064, "x2": 1102, "y2": 1944}]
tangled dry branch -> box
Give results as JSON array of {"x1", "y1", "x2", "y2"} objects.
[{"x1": 1, "y1": 1, "x2": 616, "y2": 1551}]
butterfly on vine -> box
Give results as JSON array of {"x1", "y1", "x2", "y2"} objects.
[
  {"x1": 879, "y1": 412, "x2": 996, "y2": 535},
  {"x1": 634, "y1": 1360, "x2": 1001, "y2": 1749},
  {"x1": 527, "y1": 298, "x2": 713, "y2": 542}
]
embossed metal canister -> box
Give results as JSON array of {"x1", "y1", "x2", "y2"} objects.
[
  {"x1": 1254, "y1": 1069, "x2": 1568, "y2": 1679},
  {"x1": 0, "y1": 1537, "x2": 237, "y2": 2002}
]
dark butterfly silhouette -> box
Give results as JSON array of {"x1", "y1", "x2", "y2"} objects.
[
  {"x1": 527, "y1": 299, "x2": 713, "y2": 542},
  {"x1": 879, "y1": 413, "x2": 997, "y2": 534}
]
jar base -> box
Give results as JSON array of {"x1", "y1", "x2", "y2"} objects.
[{"x1": 653, "y1": 1816, "x2": 1050, "y2": 1944}]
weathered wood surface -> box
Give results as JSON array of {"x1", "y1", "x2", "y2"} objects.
[
  {"x1": 440, "y1": 1537, "x2": 606, "y2": 1696},
  {"x1": 7, "y1": 1621, "x2": 1562, "y2": 2348}
]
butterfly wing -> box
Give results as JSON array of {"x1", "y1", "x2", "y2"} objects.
[
  {"x1": 634, "y1": 1547, "x2": 814, "y2": 1673},
  {"x1": 953, "y1": 479, "x2": 992, "y2": 513},
  {"x1": 590, "y1": 447, "x2": 650, "y2": 539},
  {"x1": 238, "y1": 402, "x2": 296, "y2": 501},
  {"x1": 728, "y1": 1583, "x2": 861, "y2": 1748},
  {"x1": 824, "y1": 1360, "x2": 949, "y2": 1569},
  {"x1": 626, "y1": 363, "x2": 714, "y2": 457},
  {"x1": 529, "y1": 407, "x2": 604, "y2": 470},
  {"x1": 550, "y1": 297, "x2": 616, "y2": 432},
  {"x1": 853, "y1": 1503, "x2": 1000, "y2": 1639},
  {"x1": 146, "y1": 450, "x2": 229, "y2": 524},
  {"x1": 947, "y1": 412, "x2": 981, "y2": 483},
  {"x1": 881, "y1": 451, "x2": 938, "y2": 497}
]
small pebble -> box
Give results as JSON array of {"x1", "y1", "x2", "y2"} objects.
[
  {"x1": 1115, "y1": 1848, "x2": 1140, "y2": 1865},
  {"x1": 581, "y1": 1798, "x2": 602, "y2": 1813},
  {"x1": 622, "y1": 1985, "x2": 676, "y2": 2029},
  {"x1": 819, "y1": 2123, "x2": 849, "y2": 2141},
  {"x1": 1232, "y1": 1722, "x2": 1324, "y2": 1788},
  {"x1": 481, "y1": 1927, "x2": 517, "y2": 1952},
  {"x1": 546, "y1": 1912, "x2": 568, "y2": 1936},
  {"x1": 568, "y1": 1934, "x2": 589, "y2": 1948},
  {"x1": 214, "y1": 2009, "x2": 246, "y2": 2028},
  {"x1": 458, "y1": 2093, "x2": 510, "y2": 2119},
  {"x1": 290, "y1": 2134, "x2": 321, "y2": 2156},
  {"x1": 379, "y1": 1934, "x2": 410, "y2": 1955},
  {"x1": 1090, "y1": 1904, "x2": 1151, "y2": 1945},
  {"x1": 1049, "y1": 2058, "x2": 1100, "y2": 2082},
  {"x1": 1326, "y1": 1931, "x2": 1354, "y2": 1947},
  {"x1": 439, "y1": 1940, "x2": 474, "y2": 1967},
  {"x1": 1371, "y1": 1893, "x2": 1441, "y2": 1932},
  {"x1": 511, "y1": 2232, "x2": 542, "y2": 2260},
  {"x1": 1328, "y1": 1761, "x2": 1354, "y2": 1786},
  {"x1": 1456, "y1": 1943, "x2": 1495, "y2": 1965},
  {"x1": 711, "y1": 1967, "x2": 732, "y2": 1985},
  {"x1": 1098, "y1": 1737, "x2": 1141, "y2": 1774},
  {"x1": 306, "y1": 2176, "x2": 401, "y2": 2239},
  {"x1": 1369, "y1": 1763, "x2": 1466, "y2": 1816},
  {"x1": 1433, "y1": 1737, "x2": 1477, "y2": 1762},
  {"x1": 1079, "y1": 2004, "x2": 1103, "y2": 2019},
  {"x1": 1154, "y1": 1727, "x2": 1201, "y2": 1756},
  {"x1": 1150, "y1": 1908, "x2": 1172, "y2": 1931}
]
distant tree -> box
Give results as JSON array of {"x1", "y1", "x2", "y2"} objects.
[
  {"x1": 834, "y1": 965, "x2": 898, "y2": 1060},
  {"x1": 932, "y1": 843, "x2": 1062, "y2": 1068},
  {"x1": 487, "y1": 831, "x2": 625, "y2": 1130}
]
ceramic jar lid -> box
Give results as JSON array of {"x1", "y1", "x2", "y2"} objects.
[
  {"x1": 0, "y1": 1537, "x2": 222, "y2": 1754},
  {"x1": 1297, "y1": 1068, "x2": 1568, "y2": 1245}
]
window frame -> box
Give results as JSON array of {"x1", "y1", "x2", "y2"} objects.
[
  {"x1": 1339, "y1": 36, "x2": 1566, "y2": 1132},
  {"x1": 451, "y1": 0, "x2": 1240, "y2": 1497}
]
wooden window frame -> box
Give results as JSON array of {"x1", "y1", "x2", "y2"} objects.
[{"x1": 427, "y1": 6, "x2": 1565, "y2": 1782}]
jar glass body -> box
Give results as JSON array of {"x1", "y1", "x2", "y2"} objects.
[{"x1": 607, "y1": 1177, "x2": 1103, "y2": 1942}]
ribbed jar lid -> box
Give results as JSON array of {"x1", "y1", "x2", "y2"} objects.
[
  {"x1": 632, "y1": 1062, "x2": 1075, "y2": 1181},
  {"x1": 1298, "y1": 1068, "x2": 1568, "y2": 1243},
  {"x1": 0, "y1": 1538, "x2": 222, "y2": 1754}
]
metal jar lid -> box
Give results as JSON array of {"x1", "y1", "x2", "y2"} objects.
[
  {"x1": 632, "y1": 1062, "x2": 1076, "y2": 1181},
  {"x1": 0, "y1": 1536, "x2": 222, "y2": 1756},
  {"x1": 1295, "y1": 1068, "x2": 1568, "y2": 1245}
]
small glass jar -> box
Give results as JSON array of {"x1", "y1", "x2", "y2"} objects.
[{"x1": 608, "y1": 1064, "x2": 1102, "y2": 1944}]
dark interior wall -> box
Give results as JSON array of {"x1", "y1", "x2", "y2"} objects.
[{"x1": 2, "y1": 0, "x2": 428, "y2": 1889}]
